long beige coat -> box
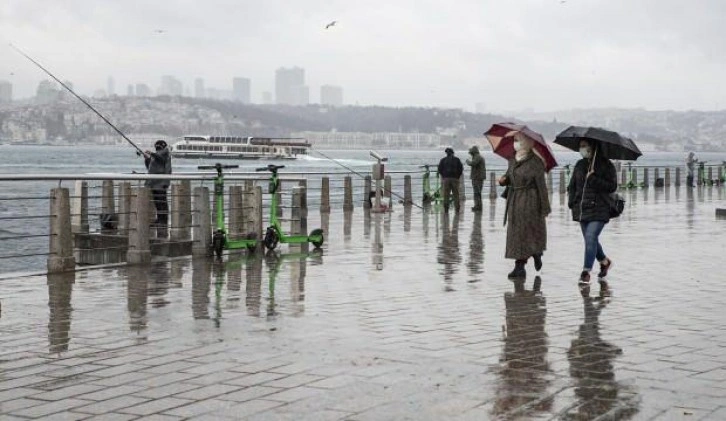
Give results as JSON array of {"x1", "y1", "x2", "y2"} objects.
[{"x1": 503, "y1": 154, "x2": 551, "y2": 260}]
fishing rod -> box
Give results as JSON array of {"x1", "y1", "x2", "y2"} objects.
[
  {"x1": 9, "y1": 43, "x2": 145, "y2": 155},
  {"x1": 310, "y1": 146, "x2": 423, "y2": 210}
]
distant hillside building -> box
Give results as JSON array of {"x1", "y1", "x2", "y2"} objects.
[
  {"x1": 0, "y1": 80, "x2": 12, "y2": 103},
  {"x1": 135, "y1": 83, "x2": 152, "y2": 97},
  {"x1": 127, "y1": 84, "x2": 134, "y2": 96},
  {"x1": 107, "y1": 77, "x2": 115, "y2": 96},
  {"x1": 275, "y1": 67, "x2": 308, "y2": 105},
  {"x1": 194, "y1": 78, "x2": 205, "y2": 98},
  {"x1": 232, "y1": 77, "x2": 251, "y2": 103},
  {"x1": 36, "y1": 80, "x2": 60, "y2": 104},
  {"x1": 294, "y1": 131, "x2": 441, "y2": 149},
  {"x1": 320, "y1": 85, "x2": 343, "y2": 106},
  {"x1": 159, "y1": 75, "x2": 183, "y2": 96}
]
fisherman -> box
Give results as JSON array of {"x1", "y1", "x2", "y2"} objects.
[
  {"x1": 437, "y1": 147, "x2": 464, "y2": 213},
  {"x1": 143, "y1": 140, "x2": 172, "y2": 226},
  {"x1": 466, "y1": 145, "x2": 486, "y2": 212}
]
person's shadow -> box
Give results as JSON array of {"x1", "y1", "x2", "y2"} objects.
[
  {"x1": 492, "y1": 276, "x2": 552, "y2": 418},
  {"x1": 565, "y1": 297, "x2": 640, "y2": 420}
]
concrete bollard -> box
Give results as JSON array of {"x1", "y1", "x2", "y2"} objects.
[
  {"x1": 643, "y1": 168, "x2": 649, "y2": 188},
  {"x1": 654, "y1": 168, "x2": 660, "y2": 188},
  {"x1": 48, "y1": 187, "x2": 76, "y2": 273},
  {"x1": 459, "y1": 175, "x2": 466, "y2": 203},
  {"x1": 101, "y1": 180, "x2": 115, "y2": 233},
  {"x1": 127, "y1": 187, "x2": 151, "y2": 264},
  {"x1": 404, "y1": 175, "x2": 413, "y2": 205},
  {"x1": 251, "y1": 186, "x2": 263, "y2": 250},
  {"x1": 364, "y1": 176, "x2": 372, "y2": 209},
  {"x1": 385, "y1": 175, "x2": 393, "y2": 208},
  {"x1": 546, "y1": 171, "x2": 553, "y2": 193},
  {"x1": 621, "y1": 169, "x2": 627, "y2": 187},
  {"x1": 632, "y1": 168, "x2": 638, "y2": 186},
  {"x1": 297, "y1": 180, "x2": 308, "y2": 220},
  {"x1": 170, "y1": 183, "x2": 181, "y2": 240},
  {"x1": 343, "y1": 176, "x2": 354, "y2": 212},
  {"x1": 243, "y1": 180, "x2": 254, "y2": 233},
  {"x1": 559, "y1": 171, "x2": 567, "y2": 194},
  {"x1": 665, "y1": 168, "x2": 671, "y2": 187},
  {"x1": 228, "y1": 185, "x2": 244, "y2": 239},
  {"x1": 192, "y1": 186, "x2": 211, "y2": 257},
  {"x1": 179, "y1": 180, "x2": 192, "y2": 241},
  {"x1": 489, "y1": 172, "x2": 498, "y2": 199},
  {"x1": 291, "y1": 186, "x2": 306, "y2": 235},
  {"x1": 275, "y1": 189, "x2": 283, "y2": 218},
  {"x1": 708, "y1": 167, "x2": 713, "y2": 183},
  {"x1": 71, "y1": 181, "x2": 89, "y2": 234},
  {"x1": 675, "y1": 167, "x2": 681, "y2": 187},
  {"x1": 118, "y1": 182, "x2": 131, "y2": 235},
  {"x1": 321, "y1": 177, "x2": 331, "y2": 213}
]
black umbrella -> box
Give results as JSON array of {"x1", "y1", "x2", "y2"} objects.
[{"x1": 554, "y1": 126, "x2": 642, "y2": 161}]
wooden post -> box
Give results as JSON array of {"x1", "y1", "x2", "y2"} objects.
[
  {"x1": 127, "y1": 187, "x2": 151, "y2": 264},
  {"x1": 343, "y1": 176, "x2": 353, "y2": 212},
  {"x1": 71, "y1": 181, "x2": 88, "y2": 234},
  {"x1": 320, "y1": 177, "x2": 331, "y2": 213},
  {"x1": 192, "y1": 186, "x2": 211, "y2": 257},
  {"x1": 48, "y1": 187, "x2": 75, "y2": 273}
]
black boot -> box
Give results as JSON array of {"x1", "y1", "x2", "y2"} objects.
[
  {"x1": 533, "y1": 253, "x2": 543, "y2": 272},
  {"x1": 508, "y1": 260, "x2": 527, "y2": 279}
]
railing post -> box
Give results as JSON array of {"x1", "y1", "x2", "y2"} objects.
[
  {"x1": 252, "y1": 186, "x2": 263, "y2": 250},
  {"x1": 193, "y1": 186, "x2": 211, "y2": 257},
  {"x1": 170, "y1": 183, "x2": 182, "y2": 240},
  {"x1": 275, "y1": 189, "x2": 283, "y2": 218},
  {"x1": 654, "y1": 168, "x2": 660, "y2": 188},
  {"x1": 180, "y1": 180, "x2": 192, "y2": 241},
  {"x1": 665, "y1": 168, "x2": 671, "y2": 187},
  {"x1": 243, "y1": 180, "x2": 254, "y2": 233},
  {"x1": 489, "y1": 172, "x2": 498, "y2": 199},
  {"x1": 48, "y1": 187, "x2": 75, "y2": 273},
  {"x1": 343, "y1": 176, "x2": 354, "y2": 212},
  {"x1": 71, "y1": 181, "x2": 88, "y2": 234},
  {"x1": 632, "y1": 168, "x2": 638, "y2": 186},
  {"x1": 364, "y1": 175, "x2": 372, "y2": 209},
  {"x1": 127, "y1": 187, "x2": 151, "y2": 264},
  {"x1": 546, "y1": 171, "x2": 553, "y2": 193},
  {"x1": 559, "y1": 171, "x2": 566, "y2": 194},
  {"x1": 708, "y1": 167, "x2": 713, "y2": 183},
  {"x1": 320, "y1": 177, "x2": 331, "y2": 213},
  {"x1": 643, "y1": 168, "x2": 649, "y2": 188},
  {"x1": 404, "y1": 175, "x2": 413, "y2": 206},
  {"x1": 385, "y1": 175, "x2": 393, "y2": 208},
  {"x1": 118, "y1": 182, "x2": 131, "y2": 235},
  {"x1": 101, "y1": 180, "x2": 115, "y2": 233},
  {"x1": 292, "y1": 186, "x2": 303, "y2": 235},
  {"x1": 675, "y1": 167, "x2": 681, "y2": 187},
  {"x1": 621, "y1": 169, "x2": 627, "y2": 187},
  {"x1": 229, "y1": 185, "x2": 243, "y2": 239}
]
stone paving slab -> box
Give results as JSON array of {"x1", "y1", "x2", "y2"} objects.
[{"x1": 1, "y1": 187, "x2": 726, "y2": 419}]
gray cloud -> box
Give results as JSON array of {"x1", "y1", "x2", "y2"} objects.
[{"x1": 2, "y1": 0, "x2": 725, "y2": 111}]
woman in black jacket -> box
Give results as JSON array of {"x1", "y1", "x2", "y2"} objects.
[{"x1": 567, "y1": 139, "x2": 617, "y2": 284}]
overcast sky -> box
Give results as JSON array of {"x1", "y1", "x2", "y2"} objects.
[{"x1": 1, "y1": 0, "x2": 725, "y2": 113}]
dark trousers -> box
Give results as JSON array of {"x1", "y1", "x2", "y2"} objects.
[
  {"x1": 152, "y1": 188, "x2": 169, "y2": 225},
  {"x1": 442, "y1": 178, "x2": 460, "y2": 212},
  {"x1": 471, "y1": 179, "x2": 483, "y2": 209}
]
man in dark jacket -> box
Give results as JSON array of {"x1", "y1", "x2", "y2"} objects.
[
  {"x1": 466, "y1": 145, "x2": 486, "y2": 212},
  {"x1": 438, "y1": 147, "x2": 464, "y2": 213},
  {"x1": 144, "y1": 139, "x2": 172, "y2": 226}
]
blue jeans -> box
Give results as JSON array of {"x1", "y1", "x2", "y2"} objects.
[{"x1": 580, "y1": 221, "x2": 606, "y2": 271}]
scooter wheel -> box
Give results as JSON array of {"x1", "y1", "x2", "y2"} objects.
[
  {"x1": 310, "y1": 228, "x2": 324, "y2": 249},
  {"x1": 263, "y1": 227, "x2": 279, "y2": 250},
  {"x1": 212, "y1": 231, "x2": 225, "y2": 258}
]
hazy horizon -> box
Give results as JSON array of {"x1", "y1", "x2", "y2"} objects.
[{"x1": 2, "y1": 0, "x2": 726, "y2": 113}]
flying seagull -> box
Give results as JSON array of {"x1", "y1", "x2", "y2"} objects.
[
  {"x1": 325, "y1": 21, "x2": 337, "y2": 29},
  {"x1": 154, "y1": 29, "x2": 166, "y2": 34}
]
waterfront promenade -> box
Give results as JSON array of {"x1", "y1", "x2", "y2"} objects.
[{"x1": 1, "y1": 186, "x2": 725, "y2": 420}]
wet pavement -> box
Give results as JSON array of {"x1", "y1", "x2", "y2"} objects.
[{"x1": 1, "y1": 186, "x2": 726, "y2": 420}]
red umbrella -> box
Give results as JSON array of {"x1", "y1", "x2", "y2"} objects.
[{"x1": 484, "y1": 122, "x2": 558, "y2": 172}]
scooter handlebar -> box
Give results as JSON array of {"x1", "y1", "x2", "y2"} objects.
[{"x1": 255, "y1": 164, "x2": 286, "y2": 172}]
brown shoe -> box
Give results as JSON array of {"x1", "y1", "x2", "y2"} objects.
[{"x1": 597, "y1": 258, "x2": 613, "y2": 279}]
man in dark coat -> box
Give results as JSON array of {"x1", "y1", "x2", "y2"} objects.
[
  {"x1": 144, "y1": 139, "x2": 172, "y2": 226},
  {"x1": 466, "y1": 145, "x2": 486, "y2": 212},
  {"x1": 437, "y1": 147, "x2": 464, "y2": 213}
]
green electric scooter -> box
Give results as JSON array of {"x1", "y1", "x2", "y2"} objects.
[
  {"x1": 256, "y1": 164, "x2": 324, "y2": 250},
  {"x1": 198, "y1": 163, "x2": 257, "y2": 258}
]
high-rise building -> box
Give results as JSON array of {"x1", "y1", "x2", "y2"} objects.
[
  {"x1": 320, "y1": 85, "x2": 343, "y2": 106},
  {"x1": 127, "y1": 84, "x2": 134, "y2": 96},
  {"x1": 0, "y1": 80, "x2": 12, "y2": 103},
  {"x1": 194, "y1": 78, "x2": 205, "y2": 98},
  {"x1": 275, "y1": 67, "x2": 307, "y2": 105},
  {"x1": 159, "y1": 75, "x2": 183, "y2": 96},
  {"x1": 232, "y1": 77, "x2": 251, "y2": 103},
  {"x1": 135, "y1": 83, "x2": 152, "y2": 97},
  {"x1": 107, "y1": 77, "x2": 115, "y2": 96}
]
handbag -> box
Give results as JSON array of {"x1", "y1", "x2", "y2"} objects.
[
  {"x1": 608, "y1": 193, "x2": 625, "y2": 218},
  {"x1": 500, "y1": 186, "x2": 509, "y2": 200}
]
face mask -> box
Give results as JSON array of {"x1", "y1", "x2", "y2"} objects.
[
  {"x1": 513, "y1": 141, "x2": 523, "y2": 152},
  {"x1": 579, "y1": 147, "x2": 591, "y2": 159}
]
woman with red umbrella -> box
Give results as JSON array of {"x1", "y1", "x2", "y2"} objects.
[{"x1": 493, "y1": 130, "x2": 553, "y2": 279}]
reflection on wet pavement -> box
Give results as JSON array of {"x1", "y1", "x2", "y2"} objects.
[{"x1": 1, "y1": 190, "x2": 726, "y2": 419}]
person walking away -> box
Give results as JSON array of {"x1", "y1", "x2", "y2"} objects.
[
  {"x1": 144, "y1": 139, "x2": 172, "y2": 227},
  {"x1": 686, "y1": 151, "x2": 698, "y2": 188},
  {"x1": 437, "y1": 147, "x2": 464, "y2": 213},
  {"x1": 466, "y1": 145, "x2": 486, "y2": 212},
  {"x1": 498, "y1": 134, "x2": 550, "y2": 279},
  {"x1": 567, "y1": 139, "x2": 617, "y2": 286}
]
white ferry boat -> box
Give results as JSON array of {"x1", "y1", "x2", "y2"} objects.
[{"x1": 171, "y1": 135, "x2": 311, "y2": 160}]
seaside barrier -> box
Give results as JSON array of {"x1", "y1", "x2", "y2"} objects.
[{"x1": 0, "y1": 163, "x2": 724, "y2": 274}]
